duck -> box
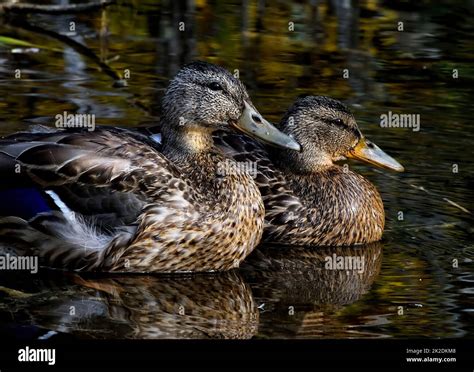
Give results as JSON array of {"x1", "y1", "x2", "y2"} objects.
[
  {"x1": 0, "y1": 61, "x2": 300, "y2": 273},
  {"x1": 216, "y1": 95, "x2": 404, "y2": 246}
]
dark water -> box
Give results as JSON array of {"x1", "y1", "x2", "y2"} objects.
[{"x1": 0, "y1": 1, "x2": 472, "y2": 339}]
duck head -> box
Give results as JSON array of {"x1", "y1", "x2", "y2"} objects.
[
  {"x1": 273, "y1": 96, "x2": 404, "y2": 173},
  {"x1": 161, "y1": 61, "x2": 300, "y2": 152}
]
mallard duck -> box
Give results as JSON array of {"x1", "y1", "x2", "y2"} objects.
[
  {"x1": 216, "y1": 95, "x2": 404, "y2": 246},
  {"x1": 0, "y1": 61, "x2": 300, "y2": 273}
]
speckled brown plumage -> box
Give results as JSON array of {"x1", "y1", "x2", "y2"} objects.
[
  {"x1": 216, "y1": 96, "x2": 403, "y2": 246},
  {"x1": 0, "y1": 62, "x2": 294, "y2": 272}
]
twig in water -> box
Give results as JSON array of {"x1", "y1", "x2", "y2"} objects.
[
  {"x1": 5, "y1": 18, "x2": 127, "y2": 86},
  {"x1": 0, "y1": 0, "x2": 115, "y2": 15},
  {"x1": 443, "y1": 198, "x2": 471, "y2": 215},
  {"x1": 372, "y1": 168, "x2": 471, "y2": 215}
]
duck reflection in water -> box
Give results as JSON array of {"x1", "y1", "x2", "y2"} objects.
[
  {"x1": 240, "y1": 242, "x2": 383, "y2": 338},
  {"x1": 0, "y1": 271, "x2": 258, "y2": 339},
  {"x1": 0, "y1": 243, "x2": 381, "y2": 339}
]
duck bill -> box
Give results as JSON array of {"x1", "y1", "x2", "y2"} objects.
[
  {"x1": 232, "y1": 101, "x2": 301, "y2": 151},
  {"x1": 346, "y1": 137, "x2": 404, "y2": 172}
]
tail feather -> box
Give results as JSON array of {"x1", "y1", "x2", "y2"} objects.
[{"x1": 0, "y1": 211, "x2": 114, "y2": 271}]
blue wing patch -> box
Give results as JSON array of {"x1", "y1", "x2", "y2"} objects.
[{"x1": 0, "y1": 187, "x2": 53, "y2": 220}]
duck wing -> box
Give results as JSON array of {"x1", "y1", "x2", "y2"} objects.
[
  {"x1": 0, "y1": 127, "x2": 204, "y2": 271},
  {"x1": 0, "y1": 127, "x2": 191, "y2": 228},
  {"x1": 214, "y1": 132, "x2": 303, "y2": 227}
]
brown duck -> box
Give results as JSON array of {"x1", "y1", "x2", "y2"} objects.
[
  {"x1": 0, "y1": 62, "x2": 300, "y2": 272},
  {"x1": 217, "y1": 96, "x2": 404, "y2": 246}
]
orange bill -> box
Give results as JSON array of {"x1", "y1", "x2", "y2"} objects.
[{"x1": 346, "y1": 137, "x2": 404, "y2": 172}]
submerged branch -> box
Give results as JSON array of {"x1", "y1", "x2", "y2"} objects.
[
  {"x1": 385, "y1": 221, "x2": 464, "y2": 232},
  {"x1": 5, "y1": 17, "x2": 127, "y2": 86},
  {"x1": 0, "y1": 0, "x2": 115, "y2": 15},
  {"x1": 0, "y1": 285, "x2": 34, "y2": 298},
  {"x1": 372, "y1": 168, "x2": 472, "y2": 215}
]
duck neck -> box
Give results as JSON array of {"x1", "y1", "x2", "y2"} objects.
[
  {"x1": 270, "y1": 148, "x2": 334, "y2": 174},
  {"x1": 161, "y1": 123, "x2": 260, "y2": 208},
  {"x1": 161, "y1": 125, "x2": 214, "y2": 161}
]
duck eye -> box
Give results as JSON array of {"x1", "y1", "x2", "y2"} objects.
[{"x1": 208, "y1": 82, "x2": 223, "y2": 91}]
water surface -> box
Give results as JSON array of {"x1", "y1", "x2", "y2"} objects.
[{"x1": 0, "y1": 0, "x2": 472, "y2": 339}]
